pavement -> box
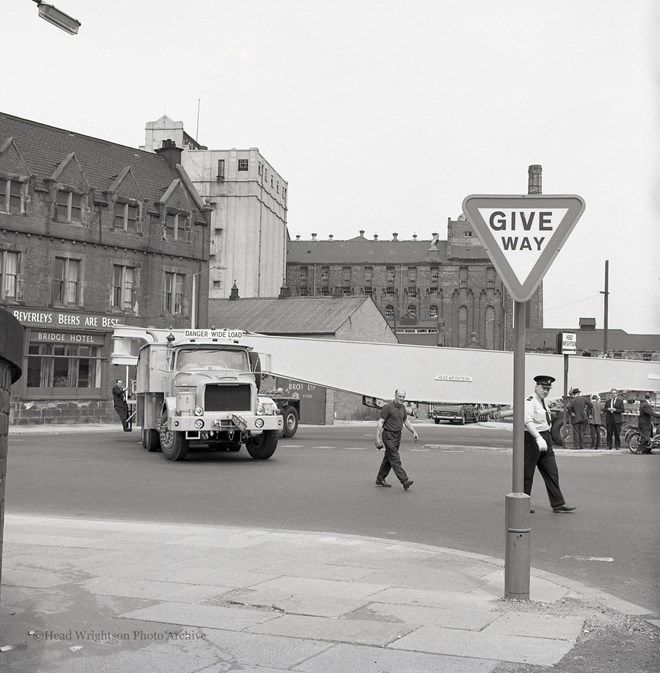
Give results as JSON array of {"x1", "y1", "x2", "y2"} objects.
[{"x1": 1, "y1": 424, "x2": 657, "y2": 673}]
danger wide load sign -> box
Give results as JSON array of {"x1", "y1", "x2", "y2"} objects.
[{"x1": 462, "y1": 194, "x2": 586, "y2": 302}]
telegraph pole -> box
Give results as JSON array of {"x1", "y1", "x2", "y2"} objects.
[{"x1": 601, "y1": 260, "x2": 609, "y2": 355}]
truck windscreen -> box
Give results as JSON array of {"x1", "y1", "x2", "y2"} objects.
[{"x1": 176, "y1": 349, "x2": 247, "y2": 370}]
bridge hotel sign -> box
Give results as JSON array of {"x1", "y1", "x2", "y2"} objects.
[{"x1": 462, "y1": 193, "x2": 586, "y2": 602}]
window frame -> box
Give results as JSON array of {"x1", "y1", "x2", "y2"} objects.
[
  {"x1": 56, "y1": 188, "x2": 83, "y2": 223},
  {"x1": 163, "y1": 271, "x2": 185, "y2": 315},
  {"x1": 0, "y1": 177, "x2": 28, "y2": 214},
  {"x1": 0, "y1": 249, "x2": 22, "y2": 301},
  {"x1": 51, "y1": 256, "x2": 82, "y2": 306},
  {"x1": 111, "y1": 264, "x2": 138, "y2": 312}
]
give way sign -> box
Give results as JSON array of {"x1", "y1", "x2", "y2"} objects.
[{"x1": 462, "y1": 194, "x2": 586, "y2": 302}]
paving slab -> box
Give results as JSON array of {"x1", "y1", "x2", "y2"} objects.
[
  {"x1": 389, "y1": 624, "x2": 576, "y2": 666},
  {"x1": 294, "y1": 642, "x2": 499, "y2": 673}
]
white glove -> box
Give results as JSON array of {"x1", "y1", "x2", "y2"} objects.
[{"x1": 536, "y1": 436, "x2": 547, "y2": 451}]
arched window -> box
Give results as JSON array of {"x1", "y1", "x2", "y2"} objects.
[
  {"x1": 385, "y1": 304, "x2": 394, "y2": 318},
  {"x1": 407, "y1": 305, "x2": 417, "y2": 320},
  {"x1": 429, "y1": 304, "x2": 438, "y2": 319},
  {"x1": 485, "y1": 305, "x2": 495, "y2": 349},
  {"x1": 458, "y1": 305, "x2": 468, "y2": 347}
]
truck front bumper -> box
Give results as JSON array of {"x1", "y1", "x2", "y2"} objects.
[{"x1": 168, "y1": 414, "x2": 282, "y2": 434}]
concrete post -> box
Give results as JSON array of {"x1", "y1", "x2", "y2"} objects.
[{"x1": 0, "y1": 308, "x2": 24, "y2": 604}]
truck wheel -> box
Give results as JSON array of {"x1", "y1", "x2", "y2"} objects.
[
  {"x1": 246, "y1": 430, "x2": 278, "y2": 459},
  {"x1": 160, "y1": 423, "x2": 189, "y2": 461},
  {"x1": 144, "y1": 429, "x2": 160, "y2": 452},
  {"x1": 434, "y1": 418, "x2": 440, "y2": 424},
  {"x1": 282, "y1": 406, "x2": 299, "y2": 438},
  {"x1": 551, "y1": 418, "x2": 564, "y2": 446}
]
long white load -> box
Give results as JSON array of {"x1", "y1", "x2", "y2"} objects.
[{"x1": 112, "y1": 327, "x2": 660, "y2": 405}]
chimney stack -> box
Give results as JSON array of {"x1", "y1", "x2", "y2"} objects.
[
  {"x1": 373, "y1": 234, "x2": 378, "y2": 240},
  {"x1": 392, "y1": 232, "x2": 398, "y2": 241},
  {"x1": 155, "y1": 139, "x2": 183, "y2": 172},
  {"x1": 295, "y1": 234, "x2": 300, "y2": 241},
  {"x1": 528, "y1": 164, "x2": 542, "y2": 194},
  {"x1": 229, "y1": 280, "x2": 240, "y2": 301},
  {"x1": 311, "y1": 233, "x2": 317, "y2": 241},
  {"x1": 328, "y1": 234, "x2": 333, "y2": 241},
  {"x1": 412, "y1": 233, "x2": 417, "y2": 240},
  {"x1": 359, "y1": 229, "x2": 365, "y2": 237}
]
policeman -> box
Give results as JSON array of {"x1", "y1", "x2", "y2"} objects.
[{"x1": 524, "y1": 375, "x2": 576, "y2": 514}]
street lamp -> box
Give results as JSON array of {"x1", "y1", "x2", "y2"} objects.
[
  {"x1": 191, "y1": 266, "x2": 221, "y2": 329},
  {"x1": 32, "y1": 0, "x2": 81, "y2": 35}
]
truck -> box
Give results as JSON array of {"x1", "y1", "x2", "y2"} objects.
[{"x1": 135, "y1": 329, "x2": 283, "y2": 461}]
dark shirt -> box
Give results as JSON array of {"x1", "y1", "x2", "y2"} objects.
[
  {"x1": 380, "y1": 401, "x2": 407, "y2": 433},
  {"x1": 112, "y1": 385, "x2": 127, "y2": 408}
]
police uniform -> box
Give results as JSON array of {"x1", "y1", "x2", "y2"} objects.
[{"x1": 524, "y1": 375, "x2": 569, "y2": 510}]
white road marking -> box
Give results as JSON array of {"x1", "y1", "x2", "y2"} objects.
[{"x1": 561, "y1": 556, "x2": 614, "y2": 562}]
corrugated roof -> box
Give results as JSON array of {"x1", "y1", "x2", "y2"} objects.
[
  {"x1": 0, "y1": 112, "x2": 203, "y2": 215},
  {"x1": 287, "y1": 239, "x2": 447, "y2": 264},
  {"x1": 208, "y1": 296, "x2": 373, "y2": 334}
]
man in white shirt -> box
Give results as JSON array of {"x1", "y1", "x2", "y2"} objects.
[{"x1": 524, "y1": 375, "x2": 576, "y2": 514}]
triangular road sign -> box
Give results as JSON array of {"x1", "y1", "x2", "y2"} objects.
[{"x1": 462, "y1": 194, "x2": 586, "y2": 302}]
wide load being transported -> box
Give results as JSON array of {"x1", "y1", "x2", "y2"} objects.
[{"x1": 134, "y1": 329, "x2": 283, "y2": 461}]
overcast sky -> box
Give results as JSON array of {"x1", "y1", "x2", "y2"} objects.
[{"x1": 5, "y1": 0, "x2": 659, "y2": 335}]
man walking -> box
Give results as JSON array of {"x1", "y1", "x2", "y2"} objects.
[
  {"x1": 604, "y1": 389, "x2": 625, "y2": 449},
  {"x1": 524, "y1": 375, "x2": 576, "y2": 513},
  {"x1": 375, "y1": 388, "x2": 417, "y2": 490}
]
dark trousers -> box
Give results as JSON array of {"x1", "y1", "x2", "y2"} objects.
[
  {"x1": 524, "y1": 431, "x2": 566, "y2": 508},
  {"x1": 639, "y1": 425, "x2": 653, "y2": 453},
  {"x1": 589, "y1": 423, "x2": 601, "y2": 449},
  {"x1": 377, "y1": 429, "x2": 409, "y2": 484},
  {"x1": 114, "y1": 404, "x2": 130, "y2": 431},
  {"x1": 605, "y1": 416, "x2": 621, "y2": 449},
  {"x1": 572, "y1": 420, "x2": 588, "y2": 449}
]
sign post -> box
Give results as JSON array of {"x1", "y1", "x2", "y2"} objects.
[
  {"x1": 558, "y1": 332, "x2": 577, "y2": 447},
  {"x1": 462, "y1": 194, "x2": 585, "y2": 600}
]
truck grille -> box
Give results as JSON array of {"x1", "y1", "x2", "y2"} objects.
[{"x1": 205, "y1": 384, "x2": 251, "y2": 412}]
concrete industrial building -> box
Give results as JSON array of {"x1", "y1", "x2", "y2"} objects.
[{"x1": 142, "y1": 116, "x2": 288, "y2": 303}]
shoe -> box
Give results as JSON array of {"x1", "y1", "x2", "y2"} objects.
[
  {"x1": 530, "y1": 508, "x2": 535, "y2": 514},
  {"x1": 553, "y1": 504, "x2": 576, "y2": 513},
  {"x1": 375, "y1": 479, "x2": 391, "y2": 487},
  {"x1": 403, "y1": 479, "x2": 414, "y2": 490}
]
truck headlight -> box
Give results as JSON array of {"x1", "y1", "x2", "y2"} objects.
[
  {"x1": 194, "y1": 419, "x2": 204, "y2": 429},
  {"x1": 194, "y1": 406, "x2": 204, "y2": 416},
  {"x1": 255, "y1": 418, "x2": 264, "y2": 428},
  {"x1": 255, "y1": 403, "x2": 264, "y2": 416}
]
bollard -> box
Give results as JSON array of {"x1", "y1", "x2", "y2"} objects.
[{"x1": 504, "y1": 492, "x2": 531, "y2": 599}]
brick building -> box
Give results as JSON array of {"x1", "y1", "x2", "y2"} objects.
[
  {"x1": 285, "y1": 221, "x2": 543, "y2": 350},
  {"x1": 0, "y1": 112, "x2": 211, "y2": 424}
]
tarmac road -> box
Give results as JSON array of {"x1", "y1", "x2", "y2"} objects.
[{"x1": 5, "y1": 421, "x2": 660, "y2": 613}]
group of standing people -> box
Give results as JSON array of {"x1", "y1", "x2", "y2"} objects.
[{"x1": 567, "y1": 387, "x2": 630, "y2": 450}]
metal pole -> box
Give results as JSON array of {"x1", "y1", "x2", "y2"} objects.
[
  {"x1": 562, "y1": 354, "x2": 569, "y2": 446},
  {"x1": 505, "y1": 300, "x2": 530, "y2": 600},
  {"x1": 191, "y1": 273, "x2": 197, "y2": 329},
  {"x1": 603, "y1": 260, "x2": 609, "y2": 356}
]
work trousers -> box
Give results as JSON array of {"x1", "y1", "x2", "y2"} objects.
[
  {"x1": 605, "y1": 416, "x2": 622, "y2": 449},
  {"x1": 377, "y1": 429, "x2": 409, "y2": 484},
  {"x1": 572, "y1": 420, "x2": 588, "y2": 449},
  {"x1": 524, "y1": 431, "x2": 566, "y2": 508},
  {"x1": 638, "y1": 425, "x2": 653, "y2": 453},
  {"x1": 589, "y1": 423, "x2": 601, "y2": 449},
  {"x1": 114, "y1": 404, "x2": 130, "y2": 432}
]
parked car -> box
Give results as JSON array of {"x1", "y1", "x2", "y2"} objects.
[{"x1": 431, "y1": 403, "x2": 478, "y2": 425}]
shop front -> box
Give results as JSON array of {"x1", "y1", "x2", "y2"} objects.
[{"x1": 6, "y1": 308, "x2": 124, "y2": 425}]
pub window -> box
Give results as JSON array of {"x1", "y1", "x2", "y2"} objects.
[
  {"x1": 164, "y1": 210, "x2": 191, "y2": 242},
  {"x1": 27, "y1": 342, "x2": 102, "y2": 390},
  {"x1": 51, "y1": 257, "x2": 81, "y2": 306},
  {"x1": 56, "y1": 189, "x2": 82, "y2": 222},
  {"x1": 113, "y1": 200, "x2": 139, "y2": 233},
  {"x1": 164, "y1": 271, "x2": 184, "y2": 314},
  {"x1": 238, "y1": 159, "x2": 249, "y2": 171},
  {"x1": 0, "y1": 250, "x2": 22, "y2": 300},
  {"x1": 111, "y1": 265, "x2": 138, "y2": 312},
  {"x1": 0, "y1": 178, "x2": 27, "y2": 214}
]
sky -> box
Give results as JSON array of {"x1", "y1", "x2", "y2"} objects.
[{"x1": 4, "y1": 0, "x2": 659, "y2": 335}]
